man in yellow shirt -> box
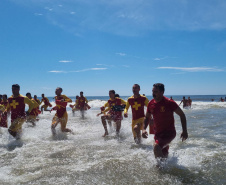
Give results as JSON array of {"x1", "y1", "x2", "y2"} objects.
[
  {"x1": 26, "y1": 93, "x2": 40, "y2": 126},
  {"x1": 124, "y1": 84, "x2": 149, "y2": 144}
]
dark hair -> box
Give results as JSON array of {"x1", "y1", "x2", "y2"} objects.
[
  {"x1": 3, "y1": 94, "x2": 7, "y2": 99},
  {"x1": 109, "y1": 90, "x2": 115, "y2": 94},
  {"x1": 12, "y1": 84, "x2": 20, "y2": 89},
  {"x1": 26, "y1": 92, "x2": 31, "y2": 96},
  {"x1": 153, "y1": 83, "x2": 165, "y2": 92},
  {"x1": 133, "y1": 84, "x2": 140, "y2": 89},
  {"x1": 57, "y1": 87, "x2": 63, "y2": 92},
  {"x1": 42, "y1": 94, "x2": 44, "y2": 96},
  {"x1": 115, "y1": 94, "x2": 120, "y2": 98}
]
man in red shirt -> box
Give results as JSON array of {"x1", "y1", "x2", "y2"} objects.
[
  {"x1": 142, "y1": 83, "x2": 188, "y2": 158},
  {"x1": 51, "y1": 87, "x2": 72, "y2": 135},
  {"x1": 124, "y1": 84, "x2": 149, "y2": 144}
]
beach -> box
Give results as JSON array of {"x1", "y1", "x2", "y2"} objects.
[{"x1": 0, "y1": 96, "x2": 225, "y2": 184}]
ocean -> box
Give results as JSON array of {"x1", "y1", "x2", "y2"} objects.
[{"x1": 0, "y1": 95, "x2": 225, "y2": 184}]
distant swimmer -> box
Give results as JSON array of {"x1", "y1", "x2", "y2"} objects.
[
  {"x1": 142, "y1": 83, "x2": 188, "y2": 159},
  {"x1": 26, "y1": 93, "x2": 40, "y2": 126},
  {"x1": 70, "y1": 95, "x2": 80, "y2": 114},
  {"x1": 0, "y1": 94, "x2": 8, "y2": 128},
  {"x1": 6, "y1": 84, "x2": 34, "y2": 139},
  {"x1": 170, "y1": 96, "x2": 173, "y2": 100},
  {"x1": 40, "y1": 94, "x2": 52, "y2": 113},
  {"x1": 97, "y1": 90, "x2": 126, "y2": 137},
  {"x1": 220, "y1": 97, "x2": 224, "y2": 102},
  {"x1": 187, "y1": 97, "x2": 192, "y2": 108},
  {"x1": 124, "y1": 84, "x2": 149, "y2": 144},
  {"x1": 179, "y1": 96, "x2": 188, "y2": 108},
  {"x1": 51, "y1": 87, "x2": 72, "y2": 135},
  {"x1": 78, "y1": 91, "x2": 91, "y2": 118}
]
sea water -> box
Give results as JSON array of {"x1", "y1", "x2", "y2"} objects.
[{"x1": 0, "y1": 95, "x2": 225, "y2": 184}]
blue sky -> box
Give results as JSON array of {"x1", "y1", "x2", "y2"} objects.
[{"x1": 1, "y1": 0, "x2": 226, "y2": 96}]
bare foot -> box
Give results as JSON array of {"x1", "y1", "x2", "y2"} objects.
[{"x1": 102, "y1": 132, "x2": 108, "y2": 137}]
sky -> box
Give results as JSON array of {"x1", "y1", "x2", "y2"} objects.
[{"x1": 0, "y1": 0, "x2": 226, "y2": 96}]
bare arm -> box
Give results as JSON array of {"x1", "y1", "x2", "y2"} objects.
[
  {"x1": 142, "y1": 112, "x2": 152, "y2": 138},
  {"x1": 174, "y1": 107, "x2": 188, "y2": 141}
]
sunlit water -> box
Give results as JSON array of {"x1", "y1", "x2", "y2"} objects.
[{"x1": 0, "y1": 99, "x2": 225, "y2": 184}]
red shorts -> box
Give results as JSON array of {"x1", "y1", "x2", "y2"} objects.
[
  {"x1": 154, "y1": 130, "x2": 176, "y2": 156},
  {"x1": 109, "y1": 112, "x2": 123, "y2": 122}
]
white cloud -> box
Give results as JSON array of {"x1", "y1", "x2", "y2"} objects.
[
  {"x1": 70, "y1": 12, "x2": 76, "y2": 15},
  {"x1": 59, "y1": 60, "x2": 72, "y2": 63},
  {"x1": 49, "y1": 70, "x2": 66, "y2": 73},
  {"x1": 116, "y1": 52, "x2": 126, "y2": 56},
  {"x1": 157, "y1": 67, "x2": 224, "y2": 72},
  {"x1": 11, "y1": 0, "x2": 226, "y2": 35},
  {"x1": 34, "y1": 13, "x2": 43, "y2": 16},
  {"x1": 49, "y1": 68, "x2": 107, "y2": 73}
]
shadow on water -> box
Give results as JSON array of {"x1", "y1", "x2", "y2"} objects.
[
  {"x1": 5, "y1": 139, "x2": 24, "y2": 151},
  {"x1": 156, "y1": 156, "x2": 209, "y2": 184},
  {"x1": 51, "y1": 132, "x2": 68, "y2": 141}
]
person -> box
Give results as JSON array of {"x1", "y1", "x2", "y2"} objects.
[
  {"x1": 34, "y1": 95, "x2": 41, "y2": 114},
  {"x1": 97, "y1": 90, "x2": 126, "y2": 137},
  {"x1": 220, "y1": 97, "x2": 225, "y2": 102},
  {"x1": 0, "y1": 94, "x2": 2, "y2": 103},
  {"x1": 78, "y1": 91, "x2": 90, "y2": 118},
  {"x1": 26, "y1": 93, "x2": 40, "y2": 126},
  {"x1": 124, "y1": 84, "x2": 149, "y2": 144},
  {"x1": 51, "y1": 87, "x2": 72, "y2": 135},
  {"x1": 6, "y1": 84, "x2": 34, "y2": 139},
  {"x1": 0, "y1": 94, "x2": 8, "y2": 128},
  {"x1": 179, "y1": 96, "x2": 188, "y2": 108},
  {"x1": 142, "y1": 83, "x2": 188, "y2": 159},
  {"x1": 187, "y1": 97, "x2": 192, "y2": 108},
  {"x1": 170, "y1": 96, "x2": 173, "y2": 100},
  {"x1": 40, "y1": 94, "x2": 52, "y2": 113},
  {"x1": 70, "y1": 95, "x2": 80, "y2": 114}
]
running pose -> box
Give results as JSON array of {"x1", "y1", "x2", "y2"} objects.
[
  {"x1": 142, "y1": 83, "x2": 188, "y2": 158},
  {"x1": 124, "y1": 84, "x2": 149, "y2": 144}
]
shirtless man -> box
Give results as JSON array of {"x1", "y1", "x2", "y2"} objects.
[{"x1": 179, "y1": 96, "x2": 188, "y2": 108}]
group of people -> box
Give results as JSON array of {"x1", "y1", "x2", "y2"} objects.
[
  {"x1": 179, "y1": 96, "x2": 192, "y2": 108},
  {"x1": 96, "y1": 83, "x2": 188, "y2": 158},
  {"x1": 0, "y1": 83, "x2": 188, "y2": 159}
]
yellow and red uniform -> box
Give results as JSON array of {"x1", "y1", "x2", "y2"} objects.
[
  {"x1": 52, "y1": 95, "x2": 72, "y2": 130},
  {"x1": 124, "y1": 95, "x2": 149, "y2": 137},
  {"x1": 7, "y1": 95, "x2": 34, "y2": 132},
  {"x1": 71, "y1": 99, "x2": 80, "y2": 111},
  {"x1": 41, "y1": 97, "x2": 52, "y2": 110},
  {"x1": 102, "y1": 98, "x2": 126, "y2": 122},
  {"x1": 78, "y1": 96, "x2": 90, "y2": 110},
  {"x1": 0, "y1": 100, "x2": 8, "y2": 128},
  {"x1": 27, "y1": 99, "x2": 40, "y2": 122}
]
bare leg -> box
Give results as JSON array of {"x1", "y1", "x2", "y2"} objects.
[
  {"x1": 115, "y1": 120, "x2": 121, "y2": 135},
  {"x1": 133, "y1": 124, "x2": 141, "y2": 144},
  {"x1": 8, "y1": 129, "x2": 17, "y2": 138},
  {"x1": 101, "y1": 116, "x2": 109, "y2": 137}
]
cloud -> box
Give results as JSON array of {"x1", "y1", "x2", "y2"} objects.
[
  {"x1": 116, "y1": 52, "x2": 127, "y2": 56},
  {"x1": 157, "y1": 67, "x2": 224, "y2": 72},
  {"x1": 48, "y1": 70, "x2": 66, "y2": 73},
  {"x1": 49, "y1": 68, "x2": 107, "y2": 73},
  {"x1": 34, "y1": 13, "x2": 43, "y2": 16},
  {"x1": 11, "y1": 0, "x2": 226, "y2": 36},
  {"x1": 59, "y1": 60, "x2": 72, "y2": 63}
]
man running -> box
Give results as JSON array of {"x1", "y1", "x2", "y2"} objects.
[
  {"x1": 51, "y1": 87, "x2": 72, "y2": 135},
  {"x1": 26, "y1": 93, "x2": 40, "y2": 126},
  {"x1": 142, "y1": 83, "x2": 188, "y2": 158},
  {"x1": 124, "y1": 84, "x2": 149, "y2": 144},
  {"x1": 70, "y1": 95, "x2": 80, "y2": 114},
  {"x1": 97, "y1": 90, "x2": 126, "y2": 137},
  {"x1": 40, "y1": 94, "x2": 52, "y2": 113},
  {"x1": 78, "y1": 91, "x2": 90, "y2": 118},
  {"x1": 6, "y1": 84, "x2": 34, "y2": 138}
]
